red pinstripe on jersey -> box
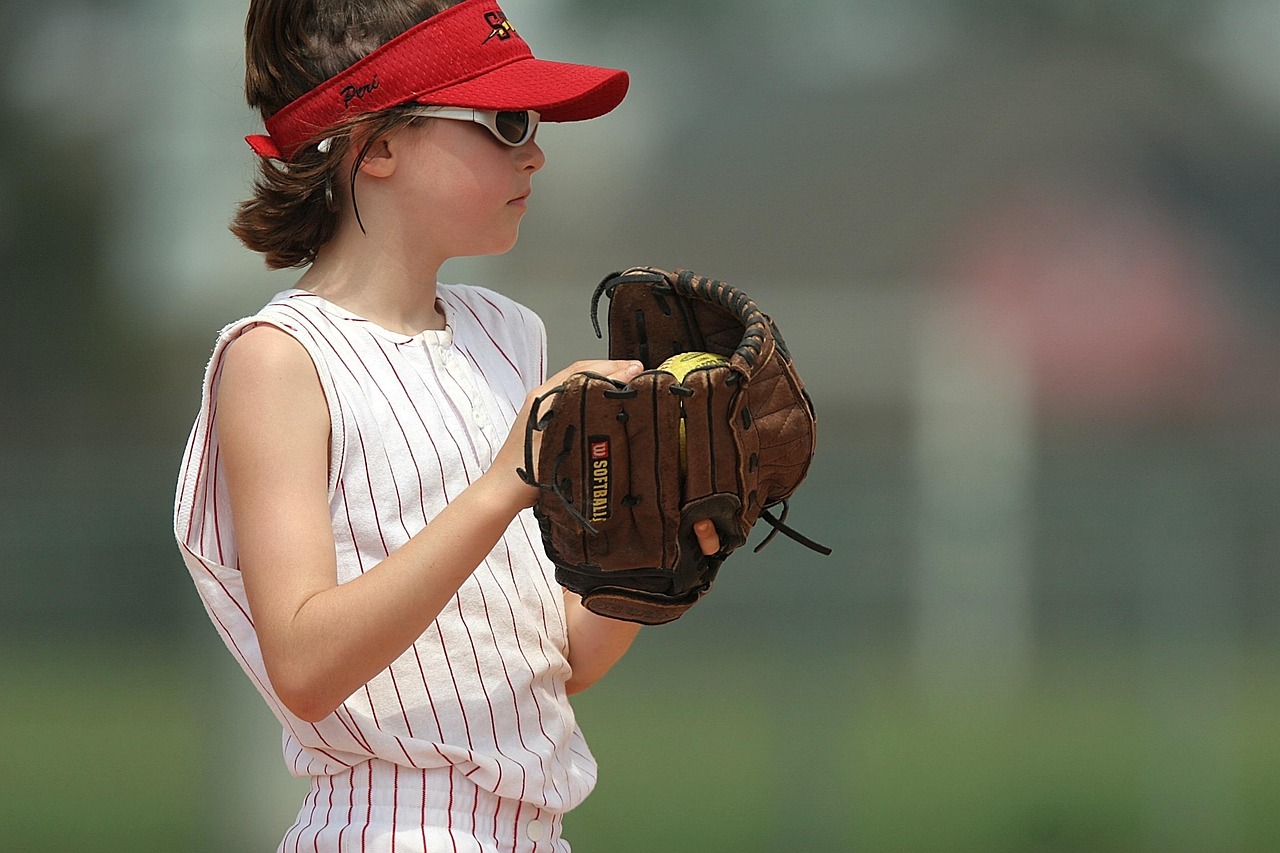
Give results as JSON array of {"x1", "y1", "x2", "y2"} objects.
[{"x1": 174, "y1": 284, "x2": 597, "y2": 848}]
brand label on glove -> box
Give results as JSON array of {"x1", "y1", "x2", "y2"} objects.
[{"x1": 588, "y1": 436, "x2": 611, "y2": 524}]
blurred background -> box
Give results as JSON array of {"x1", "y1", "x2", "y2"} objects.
[{"x1": 2, "y1": 0, "x2": 1279, "y2": 850}]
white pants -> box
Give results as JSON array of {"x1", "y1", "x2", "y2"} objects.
[{"x1": 278, "y1": 759, "x2": 569, "y2": 852}]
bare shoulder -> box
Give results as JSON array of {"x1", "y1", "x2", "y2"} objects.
[
  {"x1": 221, "y1": 323, "x2": 315, "y2": 380},
  {"x1": 217, "y1": 323, "x2": 327, "y2": 434}
]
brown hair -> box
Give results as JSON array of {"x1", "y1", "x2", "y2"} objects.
[{"x1": 230, "y1": 0, "x2": 459, "y2": 269}]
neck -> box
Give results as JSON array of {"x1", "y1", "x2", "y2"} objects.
[{"x1": 299, "y1": 222, "x2": 448, "y2": 336}]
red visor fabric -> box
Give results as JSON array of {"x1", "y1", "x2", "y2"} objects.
[{"x1": 246, "y1": 0, "x2": 629, "y2": 160}]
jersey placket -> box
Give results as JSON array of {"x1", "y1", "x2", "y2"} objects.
[{"x1": 427, "y1": 342, "x2": 503, "y2": 470}]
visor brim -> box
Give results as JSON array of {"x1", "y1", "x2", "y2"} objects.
[{"x1": 412, "y1": 57, "x2": 629, "y2": 123}]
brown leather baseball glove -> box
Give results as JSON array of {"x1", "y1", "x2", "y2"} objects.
[{"x1": 518, "y1": 267, "x2": 829, "y2": 625}]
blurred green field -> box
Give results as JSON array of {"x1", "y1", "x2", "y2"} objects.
[
  {"x1": 2, "y1": 641, "x2": 1276, "y2": 852},
  {"x1": 570, "y1": 644, "x2": 1280, "y2": 853},
  {"x1": 0, "y1": 643, "x2": 206, "y2": 853}
]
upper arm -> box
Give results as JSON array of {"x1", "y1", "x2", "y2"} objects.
[{"x1": 215, "y1": 325, "x2": 337, "y2": 650}]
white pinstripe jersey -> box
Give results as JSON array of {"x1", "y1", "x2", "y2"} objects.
[{"x1": 173, "y1": 285, "x2": 598, "y2": 814}]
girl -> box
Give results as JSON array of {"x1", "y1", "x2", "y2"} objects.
[{"x1": 174, "y1": 0, "x2": 717, "y2": 849}]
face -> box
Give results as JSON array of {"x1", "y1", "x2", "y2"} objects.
[{"x1": 382, "y1": 116, "x2": 546, "y2": 261}]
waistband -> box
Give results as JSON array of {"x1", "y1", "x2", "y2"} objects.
[{"x1": 280, "y1": 759, "x2": 567, "y2": 853}]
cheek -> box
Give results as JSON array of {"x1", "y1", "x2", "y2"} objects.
[
  {"x1": 395, "y1": 129, "x2": 523, "y2": 249},
  {"x1": 414, "y1": 149, "x2": 509, "y2": 214}
]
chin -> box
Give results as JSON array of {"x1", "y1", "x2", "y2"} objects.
[
  {"x1": 488, "y1": 230, "x2": 522, "y2": 256},
  {"x1": 457, "y1": 222, "x2": 522, "y2": 259}
]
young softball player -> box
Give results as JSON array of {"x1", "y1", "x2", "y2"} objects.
[{"x1": 173, "y1": 0, "x2": 718, "y2": 849}]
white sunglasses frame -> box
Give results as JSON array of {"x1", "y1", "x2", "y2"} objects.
[
  {"x1": 315, "y1": 106, "x2": 540, "y2": 155},
  {"x1": 408, "y1": 106, "x2": 541, "y2": 147}
]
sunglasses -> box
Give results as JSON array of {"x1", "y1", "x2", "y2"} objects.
[
  {"x1": 315, "y1": 106, "x2": 541, "y2": 155},
  {"x1": 410, "y1": 106, "x2": 541, "y2": 147}
]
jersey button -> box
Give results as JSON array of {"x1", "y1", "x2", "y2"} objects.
[{"x1": 526, "y1": 818, "x2": 546, "y2": 842}]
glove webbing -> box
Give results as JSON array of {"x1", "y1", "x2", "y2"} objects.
[{"x1": 591, "y1": 269, "x2": 776, "y2": 372}]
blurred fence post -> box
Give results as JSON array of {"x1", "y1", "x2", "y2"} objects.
[
  {"x1": 1138, "y1": 449, "x2": 1243, "y2": 851},
  {"x1": 910, "y1": 291, "x2": 1034, "y2": 706}
]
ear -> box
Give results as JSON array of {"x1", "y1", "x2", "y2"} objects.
[{"x1": 356, "y1": 137, "x2": 396, "y2": 179}]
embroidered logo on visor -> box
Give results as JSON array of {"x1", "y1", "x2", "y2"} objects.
[
  {"x1": 341, "y1": 74, "x2": 380, "y2": 108},
  {"x1": 483, "y1": 10, "x2": 516, "y2": 43}
]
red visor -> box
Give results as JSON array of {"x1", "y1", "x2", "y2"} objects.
[{"x1": 246, "y1": 0, "x2": 629, "y2": 161}]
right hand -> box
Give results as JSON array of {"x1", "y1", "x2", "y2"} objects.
[{"x1": 489, "y1": 359, "x2": 644, "y2": 510}]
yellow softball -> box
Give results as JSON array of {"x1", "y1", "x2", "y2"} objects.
[
  {"x1": 656, "y1": 351, "x2": 728, "y2": 381},
  {"x1": 656, "y1": 351, "x2": 728, "y2": 473}
]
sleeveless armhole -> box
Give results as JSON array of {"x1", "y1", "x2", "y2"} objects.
[
  {"x1": 219, "y1": 316, "x2": 346, "y2": 501},
  {"x1": 174, "y1": 313, "x2": 346, "y2": 567}
]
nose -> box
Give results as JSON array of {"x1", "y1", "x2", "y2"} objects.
[{"x1": 518, "y1": 138, "x2": 545, "y2": 173}]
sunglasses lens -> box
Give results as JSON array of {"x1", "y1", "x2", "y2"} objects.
[{"x1": 494, "y1": 111, "x2": 531, "y2": 145}]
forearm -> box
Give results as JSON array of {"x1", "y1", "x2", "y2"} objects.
[
  {"x1": 558, "y1": 520, "x2": 722, "y2": 694},
  {"x1": 563, "y1": 593, "x2": 643, "y2": 694}
]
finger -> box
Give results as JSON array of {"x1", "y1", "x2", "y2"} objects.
[
  {"x1": 601, "y1": 360, "x2": 644, "y2": 382},
  {"x1": 547, "y1": 359, "x2": 642, "y2": 386},
  {"x1": 693, "y1": 519, "x2": 721, "y2": 556}
]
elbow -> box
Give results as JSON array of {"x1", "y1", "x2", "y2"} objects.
[
  {"x1": 564, "y1": 673, "x2": 597, "y2": 696},
  {"x1": 565, "y1": 660, "x2": 613, "y2": 695},
  {"x1": 283, "y1": 693, "x2": 339, "y2": 724},
  {"x1": 267, "y1": 665, "x2": 343, "y2": 723}
]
